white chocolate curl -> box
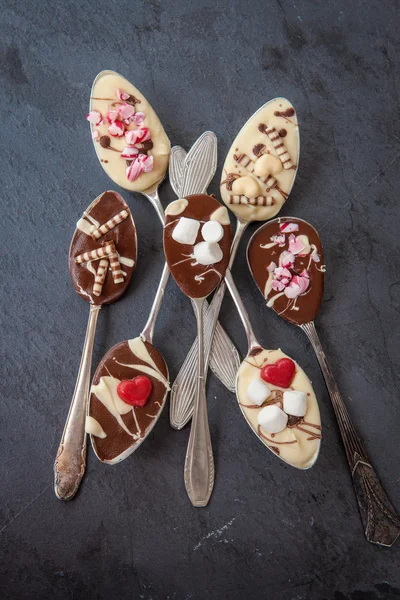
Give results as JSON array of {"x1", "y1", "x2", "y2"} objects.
[
  {"x1": 262, "y1": 125, "x2": 293, "y2": 169},
  {"x1": 228, "y1": 195, "x2": 274, "y2": 207}
]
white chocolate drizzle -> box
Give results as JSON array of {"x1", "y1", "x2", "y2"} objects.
[{"x1": 85, "y1": 416, "x2": 107, "y2": 438}]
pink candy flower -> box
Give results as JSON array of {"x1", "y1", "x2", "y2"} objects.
[
  {"x1": 108, "y1": 120, "x2": 125, "y2": 137},
  {"x1": 86, "y1": 111, "x2": 102, "y2": 125},
  {"x1": 126, "y1": 159, "x2": 144, "y2": 182},
  {"x1": 288, "y1": 234, "x2": 306, "y2": 255},
  {"x1": 279, "y1": 222, "x2": 299, "y2": 233},
  {"x1": 121, "y1": 147, "x2": 139, "y2": 160},
  {"x1": 116, "y1": 88, "x2": 130, "y2": 101},
  {"x1": 137, "y1": 154, "x2": 154, "y2": 172},
  {"x1": 284, "y1": 270, "x2": 310, "y2": 299},
  {"x1": 125, "y1": 127, "x2": 151, "y2": 146}
]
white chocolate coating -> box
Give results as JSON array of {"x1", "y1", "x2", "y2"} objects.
[
  {"x1": 221, "y1": 98, "x2": 299, "y2": 221},
  {"x1": 90, "y1": 71, "x2": 170, "y2": 192},
  {"x1": 236, "y1": 349, "x2": 320, "y2": 469}
]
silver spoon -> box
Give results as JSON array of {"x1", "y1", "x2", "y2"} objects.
[
  {"x1": 54, "y1": 191, "x2": 137, "y2": 500},
  {"x1": 170, "y1": 97, "x2": 300, "y2": 429},
  {"x1": 247, "y1": 216, "x2": 400, "y2": 546}
]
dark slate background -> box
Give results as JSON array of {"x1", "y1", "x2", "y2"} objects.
[{"x1": 1, "y1": 0, "x2": 399, "y2": 598}]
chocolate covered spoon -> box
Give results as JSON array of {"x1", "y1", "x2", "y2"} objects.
[
  {"x1": 224, "y1": 270, "x2": 321, "y2": 470},
  {"x1": 87, "y1": 262, "x2": 170, "y2": 464},
  {"x1": 164, "y1": 195, "x2": 233, "y2": 506},
  {"x1": 170, "y1": 98, "x2": 300, "y2": 429},
  {"x1": 88, "y1": 72, "x2": 238, "y2": 394},
  {"x1": 247, "y1": 217, "x2": 400, "y2": 545},
  {"x1": 54, "y1": 191, "x2": 137, "y2": 500}
]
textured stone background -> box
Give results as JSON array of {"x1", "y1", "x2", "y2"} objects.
[{"x1": 1, "y1": 0, "x2": 399, "y2": 598}]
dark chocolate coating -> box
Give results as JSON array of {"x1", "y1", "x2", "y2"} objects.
[
  {"x1": 89, "y1": 339, "x2": 169, "y2": 463},
  {"x1": 247, "y1": 217, "x2": 324, "y2": 325},
  {"x1": 69, "y1": 191, "x2": 137, "y2": 305},
  {"x1": 164, "y1": 194, "x2": 232, "y2": 299}
]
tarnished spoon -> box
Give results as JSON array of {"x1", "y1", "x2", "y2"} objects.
[{"x1": 54, "y1": 191, "x2": 137, "y2": 500}]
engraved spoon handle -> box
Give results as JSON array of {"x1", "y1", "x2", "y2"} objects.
[
  {"x1": 184, "y1": 297, "x2": 214, "y2": 506},
  {"x1": 54, "y1": 304, "x2": 101, "y2": 500},
  {"x1": 170, "y1": 219, "x2": 247, "y2": 429},
  {"x1": 301, "y1": 321, "x2": 400, "y2": 546}
]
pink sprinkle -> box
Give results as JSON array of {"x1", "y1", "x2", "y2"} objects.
[
  {"x1": 272, "y1": 280, "x2": 286, "y2": 292},
  {"x1": 92, "y1": 130, "x2": 99, "y2": 139},
  {"x1": 126, "y1": 159, "x2": 144, "y2": 182},
  {"x1": 121, "y1": 146, "x2": 139, "y2": 160},
  {"x1": 267, "y1": 261, "x2": 277, "y2": 273},
  {"x1": 284, "y1": 272, "x2": 310, "y2": 298},
  {"x1": 125, "y1": 127, "x2": 150, "y2": 146},
  {"x1": 132, "y1": 112, "x2": 145, "y2": 125},
  {"x1": 106, "y1": 109, "x2": 119, "y2": 123},
  {"x1": 279, "y1": 222, "x2": 299, "y2": 233},
  {"x1": 86, "y1": 111, "x2": 102, "y2": 125},
  {"x1": 116, "y1": 88, "x2": 130, "y2": 101},
  {"x1": 271, "y1": 234, "x2": 286, "y2": 246},
  {"x1": 274, "y1": 267, "x2": 292, "y2": 281},
  {"x1": 108, "y1": 120, "x2": 125, "y2": 137},
  {"x1": 137, "y1": 154, "x2": 154, "y2": 172},
  {"x1": 118, "y1": 104, "x2": 136, "y2": 121},
  {"x1": 288, "y1": 234, "x2": 306, "y2": 255},
  {"x1": 279, "y1": 251, "x2": 295, "y2": 269}
]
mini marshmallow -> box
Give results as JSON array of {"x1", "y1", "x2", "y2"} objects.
[
  {"x1": 246, "y1": 378, "x2": 271, "y2": 406},
  {"x1": 202, "y1": 221, "x2": 224, "y2": 243},
  {"x1": 257, "y1": 405, "x2": 288, "y2": 434},
  {"x1": 193, "y1": 241, "x2": 223, "y2": 265},
  {"x1": 283, "y1": 390, "x2": 307, "y2": 417},
  {"x1": 172, "y1": 217, "x2": 200, "y2": 245}
]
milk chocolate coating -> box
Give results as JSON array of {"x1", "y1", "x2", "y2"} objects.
[
  {"x1": 89, "y1": 340, "x2": 169, "y2": 463},
  {"x1": 69, "y1": 191, "x2": 137, "y2": 305},
  {"x1": 247, "y1": 217, "x2": 324, "y2": 325},
  {"x1": 164, "y1": 194, "x2": 232, "y2": 299}
]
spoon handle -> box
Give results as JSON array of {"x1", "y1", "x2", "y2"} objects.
[
  {"x1": 54, "y1": 304, "x2": 101, "y2": 500},
  {"x1": 184, "y1": 297, "x2": 214, "y2": 507},
  {"x1": 301, "y1": 321, "x2": 400, "y2": 546}
]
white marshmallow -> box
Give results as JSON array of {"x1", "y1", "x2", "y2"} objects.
[
  {"x1": 172, "y1": 217, "x2": 200, "y2": 245},
  {"x1": 283, "y1": 390, "x2": 307, "y2": 417},
  {"x1": 193, "y1": 241, "x2": 223, "y2": 265},
  {"x1": 201, "y1": 220, "x2": 224, "y2": 243},
  {"x1": 246, "y1": 378, "x2": 271, "y2": 406},
  {"x1": 257, "y1": 405, "x2": 288, "y2": 434}
]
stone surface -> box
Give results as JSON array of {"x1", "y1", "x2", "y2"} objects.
[{"x1": 1, "y1": 0, "x2": 399, "y2": 598}]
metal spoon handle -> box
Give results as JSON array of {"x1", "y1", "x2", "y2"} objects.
[
  {"x1": 184, "y1": 297, "x2": 214, "y2": 506},
  {"x1": 301, "y1": 321, "x2": 400, "y2": 547},
  {"x1": 54, "y1": 304, "x2": 101, "y2": 500},
  {"x1": 170, "y1": 219, "x2": 247, "y2": 429}
]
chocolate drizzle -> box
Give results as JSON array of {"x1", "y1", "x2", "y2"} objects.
[
  {"x1": 252, "y1": 143, "x2": 266, "y2": 157},
  {"x1": 274, "y1": 108, "x2": 295, "y2": 118},
  {"x1": 278, "y1": 129, "x2": 287, "y2": 137}
]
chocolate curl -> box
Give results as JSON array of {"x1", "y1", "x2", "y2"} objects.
[
  {"x1": 90, "y1": 209, "x2": 129, "y2": 240},
  {"x1": 228, "y1": 195, "x2": 274, "y2": 207},
  {"x1": 93, "y1": 258, "x2": 109, "y2": 296},
  {"x1": 262, "y1": 125, "x2": 293, "y2": 169},
  {"x1": 233, "y1": 152, "x2": 277, "y2": 191},
  {"x1": 75, "y1": 246, "x2": 110, "y2": 264},
  {"x1": 104, "y1": 241, "x2": 124, "y2": 284}
]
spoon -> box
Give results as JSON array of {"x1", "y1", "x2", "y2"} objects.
[
  {"x1": 164, "y1": 194, "x2": 233, "y2": 506},
  {"x1": 170, "y1": 97, "x2": 300, "y2": 429},
  {"x1": 87, "y1": 261, "x2": 170, "y2": 463},
  {"x1": 224, "y1": 269, "x2": 321, "y2": 469},
  {"x1": 247, "y1": 216, "x2": 400, "y2": 546},
  {"x1": 54, "y1": 191, "x2": 137, "y2": 500},
  {"x1": 88, "y1": 71, "x2": 238, "y2": 393}
]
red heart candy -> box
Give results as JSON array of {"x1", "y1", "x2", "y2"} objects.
[
  {"x1": 117, "y1": 376, "x2": 153, "y2": 407},
  {"x1": 261, "y1": 358, "x2": 296, "y2": 388}
]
